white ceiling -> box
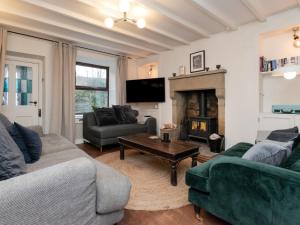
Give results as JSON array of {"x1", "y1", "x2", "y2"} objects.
[{"x1": 0, "y1": 0, "x2": 299, "y2": 58}]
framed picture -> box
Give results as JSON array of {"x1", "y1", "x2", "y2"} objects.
[{"x1": 190, "y1": 50, "x2": 205, "y2": 73}]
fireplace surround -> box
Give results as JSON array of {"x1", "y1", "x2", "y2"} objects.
[{"x1": 168, "y1": 69, "x2": 226, "y2": 139}]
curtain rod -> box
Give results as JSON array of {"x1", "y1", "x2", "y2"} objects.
[{"x1": 8, "y1": 31, "x2": 129, "y2": 58}]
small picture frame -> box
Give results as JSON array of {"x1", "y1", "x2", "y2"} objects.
[{"x1": 190, "y1": 50, "x2": 205, "y2": 73}]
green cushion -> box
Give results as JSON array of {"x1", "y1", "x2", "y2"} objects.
[
  {"x1": 280, "y1": 143, "x2": 300, "y2": 169},
  {"x1": 186, "y1": 142, "x2": 253, "y2": 193},
  {"x1": 220, "y1": 142, "x2": 253, "y2": 157}
]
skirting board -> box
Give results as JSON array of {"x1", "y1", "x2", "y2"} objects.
[{"x1": 75, "y1": 138, "x2": 84, "y2": 144}]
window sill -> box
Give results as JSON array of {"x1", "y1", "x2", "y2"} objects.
[{"x1": 75, "y1": 114, "x2": 83, "y2": 124}]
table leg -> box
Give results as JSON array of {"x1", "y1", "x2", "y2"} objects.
[
  {"x1": 120, "y1": 144, "x2": 125, "y2": 160},
  {"x1": 171, "y1": 162, "x2": 178, "y2": 186},
  {"x1": 192, "y1": 155, "x2": 198, "y2": 167}
]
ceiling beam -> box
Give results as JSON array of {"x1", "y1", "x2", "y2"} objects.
[
  {"x1": 240, "y1": 0, "x2": 266, "y2": 22},
  {"x1": 22, "y1": 0, "x2": 177, "y2": 50},
  {"x1": 0, "y1": 16, "x2": 147, "y2": 58},
  {"x1": 77, "y1": 0, "x2": 190, "y2": 45},
  {"x1": 192, "y1": 0, "x2": 237, "y2": 31},
  {"x1": 0, "y1": 3, "x2": 161, "y2": 54},
  {"x1": 138, "y1": 0, "x2": 210, "y2": 38}
]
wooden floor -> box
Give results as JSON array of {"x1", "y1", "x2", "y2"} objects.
[{"x1": 77, "y1": 143, "x2": 229, "y2": 225}]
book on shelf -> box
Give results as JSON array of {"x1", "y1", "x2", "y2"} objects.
[{"x1": 259, "y1": 56, "x2": 300, "y2": 73}]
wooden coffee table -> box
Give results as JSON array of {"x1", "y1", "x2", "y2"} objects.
[{"x1": 118, "y1": 133, "x2": 199, "y2": 186}]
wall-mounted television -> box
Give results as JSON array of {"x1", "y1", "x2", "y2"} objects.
[{"x1": 126, "y1": 78, "x2": 165, "y2": 103}]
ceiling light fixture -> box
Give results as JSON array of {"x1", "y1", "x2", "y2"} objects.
[
  {"x1": 104, "y1": 0, "x2": 146, "y2": 29},
  {"x1": 273, "y1": 64, "x2": 300, "y2": 80},
  {"x1": 293, "y1": 27, "x2": 300, "y2": 48}
]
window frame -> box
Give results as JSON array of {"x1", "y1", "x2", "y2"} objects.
[{"x1": 75, "y1": 62, "x2": 110, "y2": 115}]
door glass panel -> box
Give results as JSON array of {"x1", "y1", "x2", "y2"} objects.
[
  {"x1": 16, "y1": 66, "x2": 33, "y2": 106},
  {"x1": 2, "y1": 64, "x2": 9, "y2": 105}
]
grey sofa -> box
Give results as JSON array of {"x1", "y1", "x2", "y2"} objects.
[
  {"x1": 83, "y1": 112, "x2": 157, "y2": 150},
  {"x1": 0, "y1": 128, "x2": 131, "y2": 225}
]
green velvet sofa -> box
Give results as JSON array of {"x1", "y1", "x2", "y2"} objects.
[{"x1": 186, "y1": 142, "x2": 300, "y2": 225}]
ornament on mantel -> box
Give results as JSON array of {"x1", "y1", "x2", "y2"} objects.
[{"x1": 179, "y1": 65, "x2": 186, "y2": 75}]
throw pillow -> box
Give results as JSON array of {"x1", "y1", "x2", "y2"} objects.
[
  {"x1": 14, "y1": 122, "x2": 42, "y2": 163},
  {"x1": 124, "y1": 110, "x2": 138, "y2": 123},
  {"x1": 274, "y1": 126, "x2": 299, "y2": 133},
  {"x1": 267, "y1": 131, "x2": 300, "y2": 149},
  {"x1": 0, "y1": 113, "x2": 12, "y2": 129},
  {"x1": 0, "y1": 122, "x2": 26, "y2": 181},
  {"x1": 7, "y1": 124, "x2": 32, "y2": 163},
  {"x1": 94, "y1": 107, "x2": 119, "y2": 126},
  {"x1": 113, "y1": 105, "x2": 130, "y2": 123},
  {"x1": 113, "y1": 105, "x2": 138, "y2": 124},
  {"x1": 242, "y1": 140, "x2": 293, "y2": 166}
]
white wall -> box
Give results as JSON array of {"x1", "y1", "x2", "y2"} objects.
[
  {"x1": 137, "y1": 8, "x2": 300, "y2": 148},
  {"x1": 6, "y1": 33, "x2": 55, "y2": 133},
  {"x1": 260, "y1": 30, "x2": 300, "y2": 112}
]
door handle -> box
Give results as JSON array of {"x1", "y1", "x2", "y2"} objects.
[{"x1": 30, "y1": 101, "x2": 37, "y2": 106}]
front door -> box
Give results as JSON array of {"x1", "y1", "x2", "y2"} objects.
[{"x1": 2, "y1": 59, "x2": 40, "y2": 126}]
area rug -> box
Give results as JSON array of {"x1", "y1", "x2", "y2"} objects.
[{"x1": 96, "y1": 150, "x2": 197, "y2": 211}]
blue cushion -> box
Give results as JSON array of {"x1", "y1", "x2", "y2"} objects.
[
  {"x1": 242, "y1": 140, "x2": 293, "y2": 166},
  {"x1": 0, "y1": 122, "x2": 26, "y2": 181},
  {"x1": 14, "y1": 122, "x2": 42, "y2": 163},
  {"x1": 8, "y1": 124, "x2": 32, "y2": 163}
]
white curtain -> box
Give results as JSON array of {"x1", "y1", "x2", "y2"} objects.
[
  {"x1": 0, "y1": 28, "x2": 7, "y2": 110},
  {"x1": 50, "y1": 42, "x2": 77, "y2": 142},
  {"x1": 116, "y1": 56, "x2": 128, "y2": 105}
]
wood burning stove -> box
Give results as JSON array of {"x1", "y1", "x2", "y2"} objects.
[
  {"x1": 188, "y1": 117, "x2": 217, "y2": 142},
  {"x1": 187, "y1": 91, "x2": 217, "y2": 142}
]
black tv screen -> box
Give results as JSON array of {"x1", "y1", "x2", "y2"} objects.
[{"x1": 126, "y1": 78, "x2": 165, "y2": 103}]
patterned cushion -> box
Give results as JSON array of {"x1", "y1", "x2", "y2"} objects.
[{"x1": 0, "y1": 121, "x2": 26, "y2": 181}]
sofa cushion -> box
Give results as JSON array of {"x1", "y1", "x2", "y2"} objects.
[
  {"x1": 27, "y1": 148, "x2": 90, "y2": 172},
  {"x1": 113, "y1": 105, "x2": 137, "y2": 124},
  {"x1": 94, "y1": 108, "x2": 119, "y2": 126},
  {"x1": 221, "y1": 142, "x2": 253, "y2": 157},
  {"x1": 41, "y1": 134, "x2": 77, "y2": 155},
  {"x1": 242, "y1": 140, "x2": 293, "y2": 166},
  {"x1": 14, "y1": 122, "x2": 42, "y2": 163},
  {"x1": 289, "y1": 160, "x2": 300, "y2": 172},
  {"x1": 0, "y1": 122, "x2": 26, "y2": 181},
  {"x1": 0, "y1": 113, "x2": 12, "y2": 129},
  {"x1": 88, "y1": 124, "x2": 148, "y2": 139}
]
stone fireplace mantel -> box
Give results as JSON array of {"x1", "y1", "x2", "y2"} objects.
[{"x1": 168, "y1": 69, "x2": 226, "y2": 135}]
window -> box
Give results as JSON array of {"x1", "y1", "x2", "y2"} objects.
[{"x1": 75, "y1": 62, "x2": 109, "y2": 114}]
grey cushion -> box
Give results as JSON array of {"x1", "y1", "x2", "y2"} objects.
[
  {"x1": 41, "y1": 134, "x2": 77, "y2": 155},
  {"x1": 27, "y1": 148, "x2": 90, "y2": 172},
  {"x1": 88, "y1": 124, "x2": 148, "y2": 139},
  {"x1": 0, "y1": 122, "x2": 26, "y2": 180},
  {"x1": 242, "y1": 140, "x2": 293, "y2": 166},
  {"x1": 0, "y1": 113, "x2": 12, "y2": 129}
]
